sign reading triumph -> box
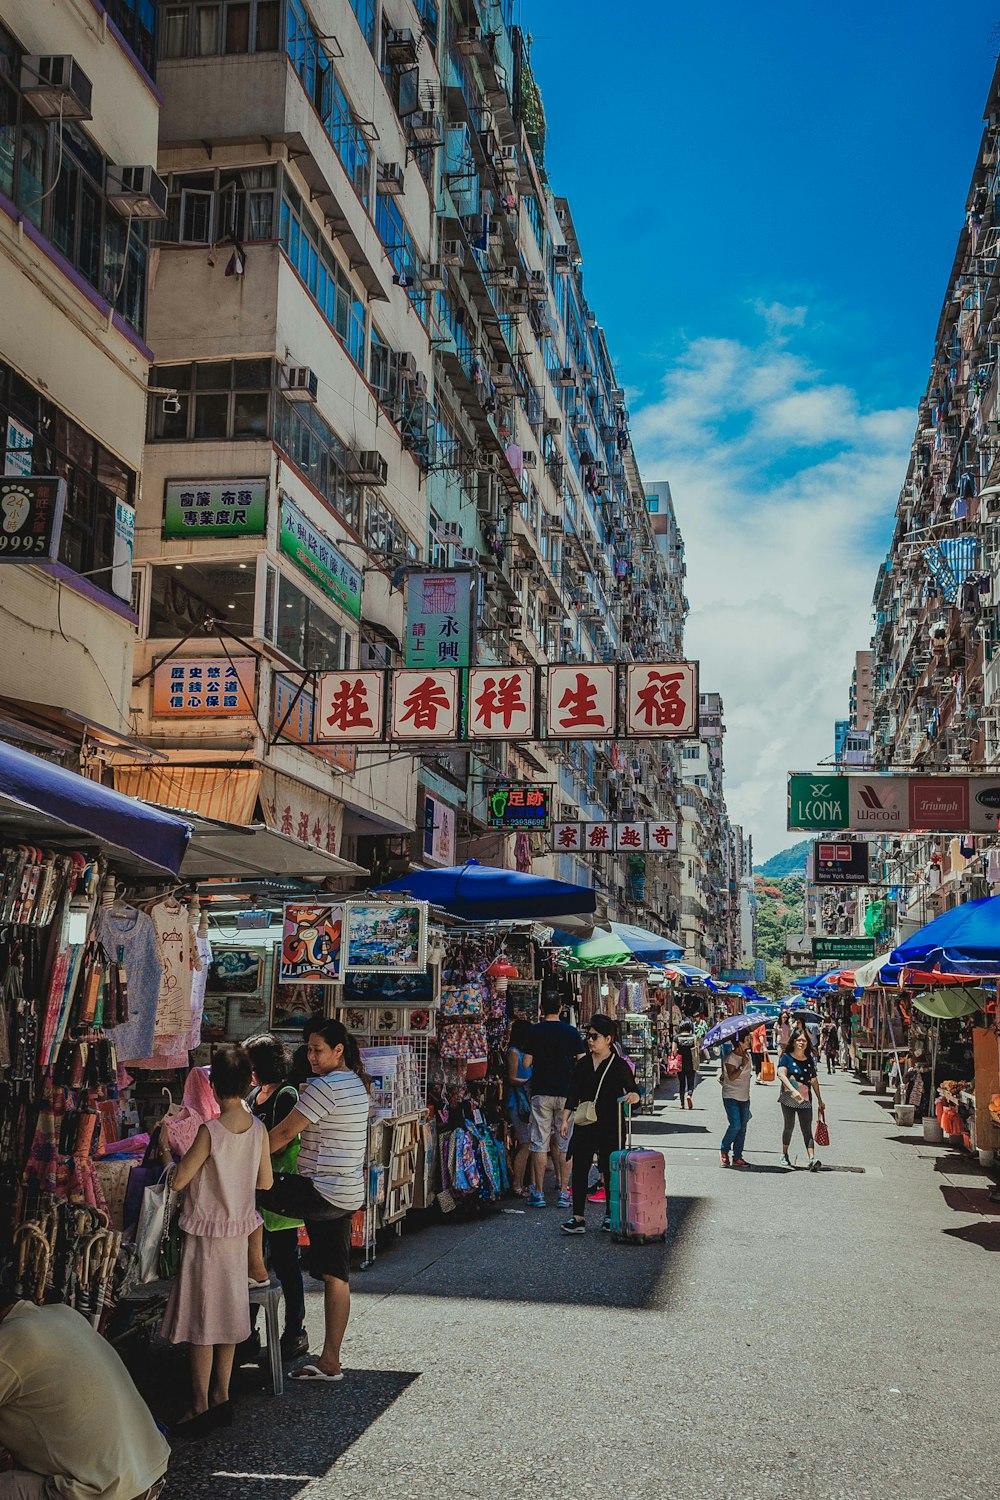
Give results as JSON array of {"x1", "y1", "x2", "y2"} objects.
[{"x1": 788, "y1": 772, "x2": 1000, "y2": 834}]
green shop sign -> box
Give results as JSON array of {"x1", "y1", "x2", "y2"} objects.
[
  {"x1": 279, "y1": 493, "x2": 362, "y2": 620},
  {"x1": 787, "y1": 774, "x2": 849, "y2": 831},
  {"x1": 812, "y1": 936, "x2": 876, "y2": 963},
  {"x1": 163, "y1": 477, "x2": 267, "y2": 538}
]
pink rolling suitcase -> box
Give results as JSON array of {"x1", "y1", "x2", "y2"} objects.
[{"x1": 609, "y1": 1101, "x2": 667, "y2": 1244}]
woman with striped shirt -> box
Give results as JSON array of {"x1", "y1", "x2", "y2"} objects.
[{"x1": 265, "y1": 1019, "x2": 370, "y2": 1382}]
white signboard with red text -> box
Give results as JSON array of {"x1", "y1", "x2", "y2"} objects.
[
  {"x1": 390, "y1": 669, "x2": 459, "y2": 740},
  {"x1": 468, "y1": 666, "x2": 535, "y2": 738},
  {"x1": 315, "y1": 671, "x2": 384, "y2": 742},
  {"x1": 625, "y1": 662, "x2": 699, "y2": 737},
  {"x1": 546, "y1": 664, "x2": 616, "y2": 738}
]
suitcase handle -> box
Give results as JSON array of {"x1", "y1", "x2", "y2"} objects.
[{"x1": 618, "y1": 1095, "x2": 632, "y2": 1151}]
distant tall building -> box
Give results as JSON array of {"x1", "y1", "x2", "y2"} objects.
[{"x1": 850, "y1": 650, "x2": 873, "y2": 732}]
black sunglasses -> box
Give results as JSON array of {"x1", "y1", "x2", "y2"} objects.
[{"x1": 586, "y1": 1030, "x2": 603, "y2": 1040}]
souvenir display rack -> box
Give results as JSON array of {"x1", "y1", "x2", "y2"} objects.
[{"x1": 620, "y1": 1012, "x2": 658, "y2": 1112}]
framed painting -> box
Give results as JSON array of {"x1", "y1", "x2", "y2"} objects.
[
  {"x1": 340, "y1": 969, "x2": 438, "y2": 1005},
  {"x1": 269, "y1": 975, "x2": 336, "y2": 1032},
  {"x1": 207, "y1": 947, "x2": 263, "y2": 995},
  {"x1": 279, "y1": 903, "x2": 344, "y2": 984},
  {"x1": 343, "y1": 900, "x2": 428, "y2": 973}
]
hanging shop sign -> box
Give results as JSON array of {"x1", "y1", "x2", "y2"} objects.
[
  {"x1": 720, "y1": 967, "x2": 754, "y2": 984},
  {"x1": 279, "y1": 493, "x2": 362, "y2": 619},
  {"x1": 486, "y1": 783, "x2": 551, "y2": 831},
  {"x1": 812, "y1": 935, "x2": 876, "y2": 963},
  {"x1": 280, "y1": 902, "x2": 345, "y2": 983},
  {"x1": 423, "y1": 793, "x2": 456, "y2": 865},
  {"x1": 552, "y1": 820, "x2": 677, "y2": 853},
  {"x1": 624, "y1": 662, "x2": 699, "y2": 737},
  {"x1": 789, "y1": 772, "x2": 999, "y2": 834},
  {"x1": 162, "y1": 477, "x2": 267, "y2": 538},
  {"x1": 261, "y1": 770, "x2": 344, "y2": 856},
  {"x1": 813, "y1": 840, "x2": 870, "y2": 886},
  {"x1": 468, "y1": 666, "x2": 535, "y2": 738},
  {"x1": 787, "y1": 774, "x2": 850, "y2": 831},
  {"x1": 0, "y1": 476, "x2": 66, "y2": 563},
  {"x1": 343, "y1": 899, "x2": 429, "y2": 973},
  {"x1": 405, "y1": 569, "x2": 473, "y2": 668},
  {"x1": 151, "y1": 656, "x2": 256, "y2": 717},
  {"x1": 312, "y1": 663, "x2": 701, "y2": 742},
  {"x1": 271, "y1": 672, "x2": 356, "y2": 771},
  {"x1": 111, "y1": 499, "x2": 135, "y2": 602},
  {"x1": 4, "y1": 416, "x2": 32, "y2": 477}
]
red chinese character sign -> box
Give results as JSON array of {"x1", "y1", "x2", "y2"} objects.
[
  {"x1": 647, "y1": 820, "x2": 678, "y2": 852},
  {"x1": 625, "y1": 663, "x2": 699, "y2": 737},
  {"x1": 615, "y1": 822, "x2": 646, "y2": 851},
  {"x1": 546, "y1": 665, "x2": 616, "y2": 738},
  {"x1": 552, "y1": 823, "x2": 583, "y2": 851},
  {"x1": 315, "y1": 671, "x2": 384, "y2": 742},
  {"x1": 390, "y1": 669, "x2": 459, "y2": 740},
  {"x1": 468, "y1": 667, "x2": 535, "y2": 738}
]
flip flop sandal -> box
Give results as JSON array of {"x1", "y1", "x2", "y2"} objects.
[{"x1": 290, "y1": 1363, "x2": 345, "y2": 1382}]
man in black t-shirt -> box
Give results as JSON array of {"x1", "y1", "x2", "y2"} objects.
[{"x1": 526, "y1": 996, "x2": 585, "y2": 1208}]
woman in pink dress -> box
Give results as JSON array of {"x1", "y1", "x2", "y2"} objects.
[{"x1": 161, "y1": 1046, "x2": 273, "y2": 1438}]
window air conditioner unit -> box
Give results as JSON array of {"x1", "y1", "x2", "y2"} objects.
[
  {"x1": 544, "y1": 417, "x2": 562, "y2": 436},
  {"x1": 455, "y1": 546, "x2": 478, "y2": 564},
  {"x1": 282, "y1": 365, "x2": 318, "y2": 402},
  {"x1": 555, "y1": 368, "x2": 575, "y2": 386},
  {"x1": 508, "y1": 292, "x2": 530, "y2": 313},
  {"x1": 462, "y1": 213, "x2": 486, "y2": 239},
  {"x1": 106, "y1": 165, "x2": 168, "y2": 220},
  {"x1": 510, "y1": 626, "x2": 526, "y2": 640},
  {"x1": 478, "y1": 452, "x2": 500, "y2": 476},
  {"x1": 495, "y1": 362, "x2": 516, "y2": 391},
  {"x1": 347, "y1": 450, "x2": 388, "y2": 485},
  {"x1": 422, "y1": 262, "x2": 447, "y2": 291},
  {"x1": 435, "y1": 520, "x2": 463, "y2": 541},
  {"x1": 385, "y1": 29, "x2": 419, "y2": 66},
  {"x1": 413, "y1": 370, "x2": 428, "y2": 395},
  {"x1": 522, "y1": 451, "x2": 537, "y2": 469},
  {"x1": 377, "y1": 162, "x2": 405, "y2": 195},
  {"x1": 398, "y1": 351, "x2": 418, "y2": 379},
  {"x1": 20, "y1": 55, "x2": 92, "y2": 120},
  {"x1": 478, "y1": 130, "x2": 499, "y2": 162},
  {"x1": 553, "y1": 245, "x2": 571, "y2": 273},
  {"x1": 559, "y1": 625, "x2": 573, "y2": 640},
  {"x1": 527, "y1": 270, "x2": 547, "y2": 299},
  {"x1": 441, "y1": 239, "x2": 464, "y2": 267},
  {"x1": 361, "y1": 642, "x2": 392, "y2": 669},
  {"x1": 410, "y1": 111, "x2": 441, "y2": 145},
  {"x1": 542, "y1": 514, "x2": 564, "y2": 533},
  {"x1": 500, "y1": 145, "x2": 519, "y2": 174}
]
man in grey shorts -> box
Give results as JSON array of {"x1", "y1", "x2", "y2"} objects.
[{"x1": 527, "y1": 994, "x2": 585, "y2": 1208}]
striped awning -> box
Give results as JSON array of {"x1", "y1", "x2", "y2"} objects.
[{"x1": 113, "y1": 765, "x2": 261, "y2": 826}]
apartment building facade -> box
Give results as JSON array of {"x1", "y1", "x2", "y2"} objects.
[
  {"x1": 868, "y1": 57, "x2": 1000, "y2": 929},
  {"x1": 678, "y1": 690, "x2": 742, "y2": 970},
  {"x1": 0, "y1": 0, "x2": 160, "y2": 770},
  {"x1": 25, "y1": 0, "x2": 689, "y2": 928}
]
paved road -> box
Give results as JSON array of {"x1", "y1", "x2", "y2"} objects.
[{"x1": 159, "y1": 1065, "x2": 1000, "y2": 1500}]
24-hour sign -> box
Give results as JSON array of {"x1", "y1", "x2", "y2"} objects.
[{"x1": 0, "y1": 477, "x2": 67, "y2": 564}]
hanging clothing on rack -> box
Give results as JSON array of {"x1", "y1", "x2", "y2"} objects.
[
  {"x1": 150, "y1": 896, "x2": 199, "y2": 1042},
  {"x1": 99, "y1": 905, "x2": 162, "y2": 1065}
]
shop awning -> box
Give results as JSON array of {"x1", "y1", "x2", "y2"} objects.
[
  {"x1": 114, "y1": 765, "x2": 261, "y2": 826},
  {"x1": 175, "y1": 811, "x2": 366, "y2": 880},
  {"x1": 0, "y1": 738, "x2": 190, "y2": 877}
]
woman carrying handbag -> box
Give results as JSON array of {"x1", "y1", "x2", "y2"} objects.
[
  {"x1": 558, "y1": 1015, "x2": 639, "y2": 1234},
  {"x1": 776, "y1": 1031, "x2": 827, "y2": 1171}
]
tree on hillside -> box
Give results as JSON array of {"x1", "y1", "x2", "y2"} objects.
[{"x1": 761, "y1": 960, "x2": 794, "y2": 1002}]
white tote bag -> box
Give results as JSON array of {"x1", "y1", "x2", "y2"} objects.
[{"x1": 134, "y1": 1168, "x2": 174, "y2": 1283}]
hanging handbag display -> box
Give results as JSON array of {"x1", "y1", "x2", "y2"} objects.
[{"x1": 665, "y1": 1050, "x2": 682, "y2": 1076}]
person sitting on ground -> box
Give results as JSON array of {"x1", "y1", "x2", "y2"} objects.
[{"x1": 0, "y1": 1269, "x2": 170, "y2": 1499}]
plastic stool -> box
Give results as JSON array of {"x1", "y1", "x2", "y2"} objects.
[{"x1": 248, "y1": 1283, "x2": 284, "y2": 1396}]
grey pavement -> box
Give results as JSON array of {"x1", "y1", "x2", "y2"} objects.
[{"x1": 156, "y1": 1067, "x2": 1000, "y2": 1500}]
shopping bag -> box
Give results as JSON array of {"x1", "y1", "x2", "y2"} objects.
[
  {"x1": 134, "y1": 1168, "x2": 175, "y2": 1283},
  {"x1": 760, "y1": 1054, "x2": 775, "y2": 1083},
  {"x1": 814, "y1": 1114, "x2": 830, "y2": 1147},
  {"x1": 665, "y1": 1050, "x2": 682, "y2": 1076}
]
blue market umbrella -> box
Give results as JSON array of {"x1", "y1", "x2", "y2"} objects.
[
  {"x1": 609, "y1": 921, "x2": 684, "y2": 962},
  {"x1": 891, "y1": 895, "x2": 1000, "y2": 975},
  {"x1": 662, "y1": 961, "x2": 711, "y2": 980},
  {"x1": 701, "y1": 1013, "x2": 768, "y2": 1050},
  {"x1": 373, "y1": 860, "x2": 597, "y2": 920}
]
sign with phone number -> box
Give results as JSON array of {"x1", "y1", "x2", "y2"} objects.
[{"x1": 0, "y1": 477, "x2": 67, "y2": 563}]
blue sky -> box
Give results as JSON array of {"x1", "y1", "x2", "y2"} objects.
[{"x1": 528, "y1": 1, "x2": 999, "y2": 857}]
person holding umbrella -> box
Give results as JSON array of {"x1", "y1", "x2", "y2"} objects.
[
  {"x1": 777, "y1": 1031, "x2": 826, "y2": 1170},
  {"x1": 720, "y1": 1030, "x2": 753, "y2": 1167}
]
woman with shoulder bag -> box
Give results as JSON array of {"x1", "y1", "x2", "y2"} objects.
[
  {"x1": 558, "y1": 1015, "x2": 639, "y2": 1235},
  {"x1": 505, "y1": 1018, "x2": 534, "y2": 1197},
  {"x1": 244, "y1": 1033, "x2": 308, "y2": 1360},
  {"x1": 777, "y1": 1030, "x2": 826, "y2": 1171}
]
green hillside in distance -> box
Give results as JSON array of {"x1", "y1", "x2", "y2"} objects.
[{"x1": 753, "y1": 839, "x2": 811, "y2": 879}]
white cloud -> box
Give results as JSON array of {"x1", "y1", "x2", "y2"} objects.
[
  {"x1": 753, "y1": 299, "x2": 808, "y2": 340},
  {"x1": 631, "y1": 324, "x2": 913, "y2": 861}
]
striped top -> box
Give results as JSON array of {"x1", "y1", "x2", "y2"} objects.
[{"x1": 296, "y1": 1069, "x2": 370, "y2": 1210}]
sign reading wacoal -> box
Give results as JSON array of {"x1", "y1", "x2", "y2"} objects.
[
  {"x1": 787, "y1": 775, "x2": 849, "y2": 831},
  {"x1": 848, "y1": 777, "x2": 907, "y2": 831},
  {"x1": 163, "y1": 478, "x2": 267, "y2": 538}
]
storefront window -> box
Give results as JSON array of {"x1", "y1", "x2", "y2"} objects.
[
  {"x1": 149, "y1": 359, "x2": 276, "y2": 442},
  {"x1": 148, "y1": 560, "x2": 257, "y2": 637},
  {"x1": 273, "y1": 574, "x2": 347, "y2": 671}
]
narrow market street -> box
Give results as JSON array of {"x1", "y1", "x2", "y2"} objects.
[{"x1": 161, "y1": 1066, "x2": 1000, "y2": 1500}]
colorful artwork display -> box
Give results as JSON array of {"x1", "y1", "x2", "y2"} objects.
[
  {"x1": 344, "y1": 900, "x2": 428, "y2": 973},
  {"x1": 280, "y1": 903, "x2": 344, "y2": 983}
]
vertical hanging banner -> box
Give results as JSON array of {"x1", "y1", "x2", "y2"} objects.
[
  {"x1": 390, "y1": 669, "x2": 460, "y2": 739},
  {"x1": 405, "y1": 570, "x2": 473, "y2": 668},
  {"x1": 546, "y1": 664, "x2": 616, "y2": 738},
  {"x1": 625, "y1": 662, "x2": 699, "y2": 736},
  {"x1": 315, "y1": 670, "x2": 385, "y2": 742},
  {"x1": 468, "y1": 666, "x2": 535, "y2": 737}
]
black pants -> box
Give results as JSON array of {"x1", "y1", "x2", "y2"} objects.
[
  {"x1": 825, "y1": 1052, "x2": 836, "y2": 1074},
  {"x1": 267, "y1": 1226, "x2": 305, "y2": 1335},
  {"x1": 678, "y1": 1051, "x2": 697, "y2": 1099},
  {"x1": 751, "y1": 1053, "x2": 763, "y2": 1077},
  {"x1": 781, "y1": 1102, "x2": 814, "y2": 1151},
  {"x1": 570, "y1": 1126, "x2": 613, "y2": 1217}
]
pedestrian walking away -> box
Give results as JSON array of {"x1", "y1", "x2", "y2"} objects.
[
  {"x1": 777, "y1": 1031, "x2": 827, "y2": 1170},
  {"x1": 505, "y1": 1018, "x2": 534, "y2": 1196},
  {"x1": 559, "y1": 1015, "x2": 640, "y2": 1234},
  {"x1": 720, "y1": 1030, "x2": 753, "y2": 1167},
  {"x1": 823, "y1": 1020, "x2": 840, "y2": 1075},
  {"x1": 526, "y1": 995, "x2": 585, "y2": 1208},
  {"x1": 673, "y1": 1014, "x2": 700, "y2": 1109}
]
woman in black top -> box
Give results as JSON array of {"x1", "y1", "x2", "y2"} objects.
[
  {"x1": 244, "y1": 1034, "x2": 308, "y2": 1358},
  {"x1": 559, "y1": 1015, "x2": 640, "y2": 1234},
  {"x1": 777, "y1": 1030, "x2": 826, "y2": 1171}
]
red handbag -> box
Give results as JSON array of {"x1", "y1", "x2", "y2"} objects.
[
  {"x1": 666, "y1": 1051, "x2": 682, "y2": 1076},
  {"x1": 814, "y1": 1115, "x2": 830, "y2": 1147}
]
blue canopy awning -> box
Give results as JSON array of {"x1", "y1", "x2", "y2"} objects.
[
  {"x1": 374, "y1": 860, "x2": 598, "y2": 919},
  {"x1": 0, "y1": 738, "x2": 191, "y2": 877}
]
